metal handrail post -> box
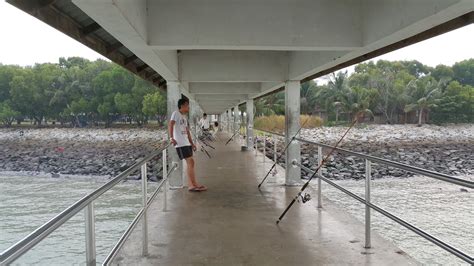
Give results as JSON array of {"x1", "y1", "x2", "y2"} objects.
[
  {"x1": 255, "y1": 137, "x2": 258, "y2": 156},
  {"x1": 273, "y1": 134, "x2": 277, "y2": 165},
  {"x1": 162, "y1": 149, "x2": 168, "y2": 211},
  {"x1": 182, "y1": 163, "x2": 186, "y2": 189},
  {"x1": 263, "y1": 134, "x2": 266, "y2": 163},
  {"x1": 141, "y1": 163, "x2": 148, "y2": 256},
  {"x1": 272, "y1": 134, "x2": 277, "y2": 182},
  {"x1": 84, "y1": 203, "x2": 96, "y2": 266},
  {"x1": 103, "y1": 163, "x2": 178, "y2": 265},
  {"x1": 365, "y1": 159, "x2": 372, "y2": 248},
  {"x1": 317, "y1": 146, "x2": 323, "y2": 208}
]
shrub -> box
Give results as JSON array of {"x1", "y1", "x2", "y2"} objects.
[
  {"x1": 301, "y1": 114, "x2": 323, "y2": 128},
  {"x1": 254, "y1": 115, "x2": 323, "y2": 132}
]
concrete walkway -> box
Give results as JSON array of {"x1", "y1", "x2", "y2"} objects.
[{"x1": 112, "y1": 133, "x2": 415, "y2": 265}]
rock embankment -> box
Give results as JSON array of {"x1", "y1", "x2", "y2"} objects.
[
  {"x1": 0, "y1": 128, "x2": 167, "y2": 178},
  {"x1": 257, "y1": 124, "x2": 474, "y2": 180}
]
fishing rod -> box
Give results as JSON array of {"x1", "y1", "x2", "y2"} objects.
[
  {"x1": 200, "y1": 144, "x2": 212, "y2": 158},
  {"x1": 202, "y1": 139, "x2": 215, "y2": 149},
  {"x1": 225, "y1": 123, "x2": 242, "y2": 145},
  {"x1": 193, "y1": 126, "x2": 212, "y2": 159},
  {"x1": 199, "y1": 136, "x2": 215, "y2": 149},
  {"x1": 197, "y1": 138, "x2": 212, "y2": 159},
  {"x1": 257, "y1": 114, "x2": 313, "y2": 189},
  {"x1": 276, "y1": 115, "x2": 360, "y2": 224}
]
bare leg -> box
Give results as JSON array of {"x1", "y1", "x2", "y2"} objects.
[
  {"x1": 185, "y1": 157, "x2": 207, "y2": 191},
  {"x1": 185, "y1": 157, "x2": 198, "y2": 187}
]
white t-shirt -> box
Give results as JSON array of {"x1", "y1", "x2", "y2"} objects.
[
  {"x1": 170, "y1": 111, "x2": 191, "y2": 147},
  {"x1": 199, "y1": 117, "x2": 210, "y2": 129}
]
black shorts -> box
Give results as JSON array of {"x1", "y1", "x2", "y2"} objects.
[{"x1": 176, "y1": 146, "x2": 193, "y2": 160}]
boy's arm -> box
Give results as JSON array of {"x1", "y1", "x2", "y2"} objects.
[
  {"x1": 186, "y1": 127, "x2": 196, "y2": 150},
  {"x1": 168, "y1": 120, "x2": 177, "y2": 145}
]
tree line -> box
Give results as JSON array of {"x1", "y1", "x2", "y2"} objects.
[
  {"x1": 1, "y1": 57, "x2": 472, "y2": 127},
  {"x1": 0, "y1": 57, "x2": 167, "y2": 127},
  {"x1": 256, "y1": 59, "x2": 473, "y2": 125}
]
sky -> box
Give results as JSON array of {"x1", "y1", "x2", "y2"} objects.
[
  {"x1": 0, "y1": 1, "x2": 106, "y2": 65},
  {"x1": 0, "y1": 0, "x2": 473, "y2": 68}
]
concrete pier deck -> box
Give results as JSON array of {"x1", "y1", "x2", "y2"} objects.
[{"x1": 112, "y1": 133, "x2": 415, "y2": 265}]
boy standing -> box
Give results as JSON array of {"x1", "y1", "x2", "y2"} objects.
[
  {"x1": 168, "y1": 98, "x2": 207, "y2": 192},
  {"x1": 199, "y1": 113, "x2": 210, "y2": 131}
]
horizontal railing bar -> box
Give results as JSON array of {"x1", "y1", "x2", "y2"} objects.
[
  {"x1": 0, "y1": 143, "x2": 170, "y2": 265},
  {"x1": 255, "y1": 128, "x2": 473, "y2": 189},
  {"x1": 255, "y1": 129, "x2": 285, "y2": 137},
  {"x1": 296, "y1": 138, "x2": 473, "y2": 189},
  {"x1": 296, "y1": 162, "x2": 473, "y2": 264},
  {"x1": 103, "y1": 163, "x2": 178, "y2": 265}
]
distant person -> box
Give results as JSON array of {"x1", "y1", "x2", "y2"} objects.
[
  {"x1": 168, "y1": 98, "x2": 207, "y2": 192},
  {"x1": 213, "y1": 121, "x2": 219, "y2": 135},
  {"x1": 199, "y1": 113, "x2": 210, "y2": 132}
]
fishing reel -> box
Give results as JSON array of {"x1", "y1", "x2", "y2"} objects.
[
  {"x1": 271, "y1": 168, "x2": 277, "y2": 176},
  {"x1": 298, "y1": 193, "x2": 311, "y2": 204}
]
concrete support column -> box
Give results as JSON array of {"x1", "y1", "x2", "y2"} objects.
[
  {"x1": 227, "y1": 109, "x2": 232, "y2": 132},
  {"x1": 234, "y1": 105, "x2": 240, "y2": 134},
  {"x1": 166, "y1": 81, "x2": 183, "y2": 187},
  {"x1": 189, "y1": 99, "x2": 199, "y2": 139},
  {"x1": 285, "y1": 80, "x2": 301, "y2": 186},
  {"x1": 218, "y1": 114, "x2": 222, "y2": 131},
  {"x1": 246, "y1": 99, "x2": 254, "y2": 150}
]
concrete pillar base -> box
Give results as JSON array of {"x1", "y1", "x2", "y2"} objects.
[
  {"x1": 166, "y1": 81, "x2": 184, "y2": 188},
  {"x1": 284, "y1": 80, "x2": 301, "y2": 186},
  {"x1": 246, "y1": 99, "x2": 254, "y2": 150}
]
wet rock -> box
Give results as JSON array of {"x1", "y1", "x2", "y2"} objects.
[
  {"x1": 127, "y1": 175, "x2": 140, "y2": 180},
  {"x1": 119, "y1": 163, "x2": 129, "y2": 172},
  {"x1": 148, "y1": 175, "x2": 159, "y2": 182}
]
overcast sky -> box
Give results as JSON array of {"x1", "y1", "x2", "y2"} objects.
[{"x1": 0, "y1": 0, "x2": 473, "y2": 69}]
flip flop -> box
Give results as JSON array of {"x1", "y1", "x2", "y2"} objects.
[
  {"x1": 197, "y1": 185, "x2": 207, "y2": 191},
  {"x1": 188, "y1": 187, "x2": 202, "y2": 192}
]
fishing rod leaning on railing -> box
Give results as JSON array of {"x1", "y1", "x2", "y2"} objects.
[
  {"x1": 0, "y1": 142, "x2": 178, "y2": 266},
  {"x1": 225, "y1": 121, "x2": 245, "y2": 145},
  {"x1": 257, "y1": 115, "x2": 313, "y2": 188},
  {"x1": 254, "y1": 128, "x2": 474, "y2": 264}
]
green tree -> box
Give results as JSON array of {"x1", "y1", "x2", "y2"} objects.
[
  {"x1": 9, "y1": 69, "x2": 44, "y2": 124},
  {"x1": 404, "y1": 76, "x2": 444, "y2": 126},
  {"x1": 142, "y1": 91, "x2": 166, "y2": 124},
  {"x1": 452, "y1": 59, "x2": 474, "y2": 86},
  {"x1": 97, "y1": 101, "x2": 114, "y2": 127},
  {"x1": 114, "y1": 93, "x2": 136, "y2": 122},
  {"x1": 0, "y1": 64, "x2": 20, "y2": 102},
  {"x1": 431, "y1": 81, "x2": 474, "y2": 123},
  {"x1": 0, "y1": 101, "x2": 20, "y2": 127},
  {"x1": 300, "y1": 80, "x2": 318, "y2": 114},
  {"x1": 327, "y1": 71, "x2": 349, "y2": 122},
  {"x1": 431, "y1": 64, "x2": 454, "y2": 81},
  {"x1": 255, "y1": 91, "x2": 284, "y2": 116}
]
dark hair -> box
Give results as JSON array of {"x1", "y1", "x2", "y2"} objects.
[
  {"x1": 203, "y1": 113, "x2": 207, "y2": 117},
  {"x1": 177, "y1": 98, "x2": 189, "y2": 109}
]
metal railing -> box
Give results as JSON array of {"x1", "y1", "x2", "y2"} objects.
[
  {"x1": 0, "y1": 143, "x2": 177, "y2": 266},
  {"x1": 254, "y1": 128, "x2": 473, "y2": 265}
]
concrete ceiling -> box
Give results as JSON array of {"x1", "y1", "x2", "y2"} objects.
[{"x1": 72, "y1": 0, "x2": 474, "y2": 114}]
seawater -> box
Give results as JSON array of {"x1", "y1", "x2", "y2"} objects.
[
  {"x1": 0, "y1": 174, "x2": 160, "y2": 265},
  {"x1": 1, "y1": 175, "x2": 472, "y2": 265},
  {"x1": 319, "y1": 175, "x2": 473, "y2": 265}
]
